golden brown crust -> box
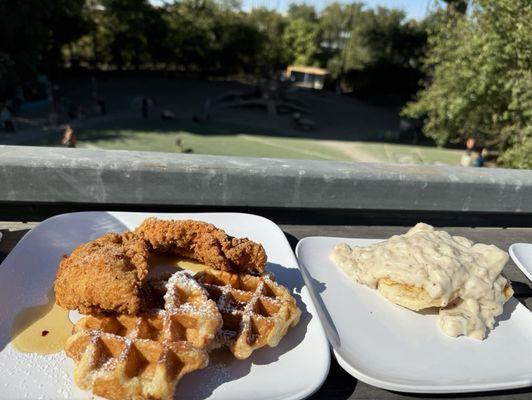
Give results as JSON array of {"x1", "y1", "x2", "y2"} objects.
[
  {"x1": 135, "y1": 217, "x2": 267, "y2": 274},
  {"x1": 54, "y1": 232, "x2": 150, "y2": 315},
  {"x1": 194, "y1": 268, "x2": 301, "y2": 359},
  {"x1": 503, "y1": 282, "x2": 514, "y2": 300},
  {"x1": 377, "y1": 278, "x2": 446, "y2": 311},
  {"x1": 377, "y1": 277, "x2": 514, "y2": 312},
  {"x1": 54, "y1": 218, "x2": 268, "y2": 315},
  {"x1": 64, "y1": 270, "x2": 219, "y2": 400}
]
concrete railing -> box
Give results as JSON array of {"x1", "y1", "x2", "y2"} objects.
[{"x1": 1, "y1": 145, "x2": 531, "y2": 214}]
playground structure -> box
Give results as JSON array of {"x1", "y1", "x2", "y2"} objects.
[
  {"x1": 200, "y1": 77, "x2": 316, "y2": 131},
  {"x1": 286, "y1": 66, "x2": 329, "y2": 90}
]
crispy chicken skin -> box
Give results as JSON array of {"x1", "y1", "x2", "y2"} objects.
[
  {"x1": 135, "y1": 218, "x2": 267, "y2": 274},
  {"x1": 54, "y1": 232, "x2": 149, "y2": 315},
  {"x1": 54, "y1": 218, "x2": 267, "y2": 315}
]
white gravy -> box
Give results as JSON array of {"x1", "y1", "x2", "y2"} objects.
[{"x1": 330, "y1": 223, "x2": 510, "y2": 340}]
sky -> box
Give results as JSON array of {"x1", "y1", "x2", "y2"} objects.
[
  {"x1": 244, "y1": 0, "x2": 432, "y2": 20},
  {"x1": 151, "y1": 0, "x2": 434, "y2": 21}
]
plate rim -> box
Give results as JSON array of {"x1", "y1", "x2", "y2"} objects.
[
  {"x1": 509, "y1": 243, "x2": 532, "y2": 282},
  {"x1": 296, "y1": 235, "x2": 532, "y2": 394},
  {"x1": 0, "y1": 212, "x2": 331, "y2": 400}
]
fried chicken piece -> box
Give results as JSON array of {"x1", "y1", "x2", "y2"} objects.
[
  {"x1": 135, "y1": 218, "x2": 267, "y2": 274},
  {"x1": 54, "y1": 232, "x2": 149, "y2": 315},
  {"x1": 54, "y1": 218, "x2": 267, "y2": 315}
]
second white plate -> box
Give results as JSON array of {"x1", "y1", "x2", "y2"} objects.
[{"x1": 296, "y1": 236, "x2": 532, "y2": 394}]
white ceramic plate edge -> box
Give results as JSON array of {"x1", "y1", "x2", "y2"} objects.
[
  {"x1": 509, "y1": 243, "x2": 532, "y2": 282},
  {"x1": 296, "y1": 236, "x2": 532, "y2": 394},
  {"x1": 0, "y1": 211, "x2": 331, "y2": 400},
  {"x1": 332, "y1": 347, "x2": 532, "y2": 394},
  {"x1": 114, "y1": 210, "x2": 332, "y2": 400}
]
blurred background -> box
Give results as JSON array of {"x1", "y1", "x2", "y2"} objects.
[{"x1": 0, "y1": 0, "x2": 529, "y2": 168}]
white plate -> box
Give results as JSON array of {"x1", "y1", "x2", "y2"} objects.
[
  {"x1": 296, "y1": 236, "x2": 532, "y2": 394},
  {"x1": 509, "y1": 243, "x2": 532, "y2": 282},
  {"x1": 0, "y1": 212, "x2": 330, "y2": 400}
]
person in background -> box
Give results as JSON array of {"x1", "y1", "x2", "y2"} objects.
[
  {"x1": 61, "y1": 124, "x2": 77, "y2": 148},
  {"x1": 466, "y1": 138, "x2": 475, "y2": 151},
  {"x1": 0, "y1": 104, "x2": 15, "y2": 132},
  {"x1": 460, "y1": 149, "x2": 473, "y2": 167},
  {"x1": 175, "y1": 137, "x2": 183, "y2": 152},
  {"x1": 142, "y1": 96, "x2": 149, "y2": 118},
  {"x1": 474, "y1": 147, "x2": 485, "y2": 167},
  {"x1": 460, "y1": 137, "x2": 476, "y2": 167}
]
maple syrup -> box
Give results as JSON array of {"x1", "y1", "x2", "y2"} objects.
[{"x1": 11, "y1": 289, "x2": 73, "y2": 355}]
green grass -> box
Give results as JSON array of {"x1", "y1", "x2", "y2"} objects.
[
  {"x1": 32, "y1": 117, "x2": 462, "y2": 165},
  {"x1": 37, "y1": 118, "x2": 350, "y2": 161},
  {"x1": 82, "y1": 131, "x2": 351, "y2": 161}
]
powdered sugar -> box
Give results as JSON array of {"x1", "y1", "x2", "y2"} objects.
[
  {"x1": 200, "y1": 272, "x2": 285, "y2": 347},
  {"x1": 163, "y1": 271, "x2": 218, "y2": 322}
]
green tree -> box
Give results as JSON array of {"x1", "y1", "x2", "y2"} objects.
[
  {"x1": 213, "y1": 12, "x2": 264, "y2": 75},
  {"x1": 101, "y1": 0, "x2": 164, "y2": 70},
  {"x1": 342, "y1": 7, "x2": 425, "y2": 71},
  {"x1": 443, "y1": 0, "x2": 468, "y2": 14},
  {"x1": 287, "y1": 3, "x2": 317, "y2": 22},
  {"x1": 43, "y1": 0, "x2": 90, "y2": 70},
  {"x1": 317, "y1": 4, "x2": 426, "y2": 95},
  {"x1": 319, "y1": 2, "x2": 364, "y2": 77},
  {"x1": 248, "y1": 8, "x2": 289, "y2": 69},
  {"x1": 402, "y1": 0, "x2": 532, "y2": 168},
  {"x1": 68, "y1": 0, "x2": 169, "y2": 70},
  {"x1": 284, "y1": 2, "x2": 320, "y2": 67},
  {"x1": 164, "y1": 0, "x2": 218, "y2": 71},
  {"x1": 0, "y1": 0, "x2": 88, "y2": 86},
  {"x1": 283, "y1": 18, "x2": 319, "y2": 66},
  {"x1": 164, "y1": 0, "x2": 263, "y2": 74}
]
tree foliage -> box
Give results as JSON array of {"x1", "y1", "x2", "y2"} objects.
[
  {"x1": 402, "y1": 0, "x2": 532, "y2": 168},
  {"x1": 319, "y1": 3, "x2": 365, "y2": 75},
  {"x1": 0, "y1": 0, "x2": 88, "y2": 87},
  {"x1": 287, "y1": 3, "x2": 318, "y2": 22},
  {"x1": 0, "y1": 0, "x2": 429, "y2": 89},
  {"x1": 1, "y1": 0, "x2": 430, "y2": 76},
  {"x1": 317, "y1": 3, "x2": 426, "y2": 96},
  {"x1": 283, "y1": 18, "x2": 319, "y2": 66},
  {"x1": 1, "y1": 0, "x2": 528, "y2": 168},
  {"x1": 248, "y1": 8, "x2": 289, "y2": 70}
]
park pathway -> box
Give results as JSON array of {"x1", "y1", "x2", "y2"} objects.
[{"x1": 320, "y1": 140, "x2": 382, "y2": 163}]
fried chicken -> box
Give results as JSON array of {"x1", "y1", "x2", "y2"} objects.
[
  {"x1": 54, "y1": 218, "x2": 267, "y2": 315},
  {"x1": 54, "y1": 232, "x2": 149, "y2": 315},
  {"x1": 135, "y1": 218, "x2": 267, "y2": 274}
]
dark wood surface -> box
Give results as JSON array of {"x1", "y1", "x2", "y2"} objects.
[{"x1": 1, "y1": 220, "x2": 532, "y2": 400}]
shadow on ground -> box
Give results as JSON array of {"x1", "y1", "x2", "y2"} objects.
[
  {"x1": 18, "y1": 73, "x2": 442, "y2": 144},
  {"x1": 30, "y1": 113, "x2": 438, "y2": 148}
]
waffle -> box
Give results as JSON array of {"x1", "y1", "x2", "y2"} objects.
[
  {"x1": 65, "y1": 271, "x2": 222, "y2": 400},
  {"x1": 195, "y1": 269, "x2": 301, "y2": 359}
]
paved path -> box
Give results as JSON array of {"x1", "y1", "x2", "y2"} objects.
[{"x1": 320, "y1": 140, "x2": 381, "y2": 163}]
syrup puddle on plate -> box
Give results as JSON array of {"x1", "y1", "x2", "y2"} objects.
[
  {"x1": 11, "y1": 289, "x2": 73, "y2": 355},
  {"x1": 11, "y1": 256, "x2": 209, "y2": 354},
  {"x1": 148, "y1": 254, "x2": 210, "y2": 277}
]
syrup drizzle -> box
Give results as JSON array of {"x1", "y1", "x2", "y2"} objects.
[{"x1": 11, "y1": 289, "x2": 73, "y2": 355}]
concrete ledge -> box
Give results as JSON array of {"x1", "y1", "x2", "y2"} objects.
[{"x1": 1, "y1": 145, "x2": 531, "y2": 213}]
